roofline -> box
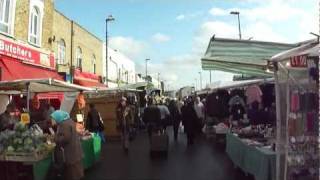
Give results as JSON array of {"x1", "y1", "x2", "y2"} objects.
[{"x1": 54, "y1": 9, "x2": 103, "y2": 43}]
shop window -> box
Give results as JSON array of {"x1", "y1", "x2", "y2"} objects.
[
  {"x1": 76, "y1": 47, "x2": 82, "y2": 69},
  {"x1": 92, "y1": 54, "x2": 96, "y2": 74},
  {"x1": 28, "y1": 6, "x2": 42, "y2": 46},
  {"x1": 57, "y1": 39, "x2": 66, "y2": 65},
  {"x1": 0, "y1": 0, "x2": 15, "y2": 35}
]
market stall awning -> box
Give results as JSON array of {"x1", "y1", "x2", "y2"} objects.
[
  {"x1": 0, "y1": 78, "x2": 93, "y2": 93},
  {"x1": 271, "y1": 40, "x2": 319, "y2": 62},
  {"x1": 0, "y1": 56, "x2": 63, "y2": 81},
  {"x1": 201, "y1": 37, "x2": 297, "y2": 76},
  {"x1": 207, "y1": 78, "x2": 274, "y2": 92}
]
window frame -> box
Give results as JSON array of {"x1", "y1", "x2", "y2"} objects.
[
  {"x1": 75, "y1": 47, "x2": 82, "y2": 69},
  {"x1": 0, "y1": 0, "x2": 16, "y2": 36},
  {"x1": 57, "y1": 39, "x2": 66, "y2": 65}
]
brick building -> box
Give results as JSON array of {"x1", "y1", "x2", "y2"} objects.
[
  {"x1": 0, "y1": 0, "x2": 104, "y2": 87},
  {"x1": 53, "y1": 10, "x2": 104, "y2": 87}
]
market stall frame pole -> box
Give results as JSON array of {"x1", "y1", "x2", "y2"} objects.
[
  {"x1": 274, "y1": 61, "x2": 288, "y2": 180},
  {"x1": 26, "y1": 82, "x2": 30, "y2": 111}
]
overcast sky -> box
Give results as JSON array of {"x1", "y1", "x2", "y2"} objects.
[{"x1": 56, "y1": 0, "x2": 318, "y2": 90}]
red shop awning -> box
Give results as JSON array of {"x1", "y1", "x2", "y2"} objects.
[
  {"x1": 0, "y1": 56, "x2": 63, "y2": 81},
  {"x1": 73, "y1": 68, "x2": 105, "y2": 88}
]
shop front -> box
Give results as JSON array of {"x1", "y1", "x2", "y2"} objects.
[
  {"x1": 73, "y1": 68, "x2": 106, "y2": 88},
  {"x1": 0, "y1": 36, "x2": 62, "y2": 81}
]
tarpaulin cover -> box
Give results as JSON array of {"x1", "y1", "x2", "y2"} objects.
[{"x1": 201, "y1": 37, "x2": 296, "y2": 76}]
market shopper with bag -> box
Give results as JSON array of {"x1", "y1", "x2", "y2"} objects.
[
  {"x1": 194, "y1": 96, "x2": 205, "y2": 136},
  {"x1": 116, "y1": 97, "x2": 131, "y2": 153},
  {"x1": 50, "y1": 110, "x2": 84, "y2": 180},
  {"x1": 182, "y1": 97, "x2": 198, "y2": 146},
  {"x1": 86, "y1": 103, "x2": 105, "y2": 142}
]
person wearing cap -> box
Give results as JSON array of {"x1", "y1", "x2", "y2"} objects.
[
  {"x1": 51, "y1": 110, "x2": 84, "y2": 180},
  {"x1": 116, "y1": 97, "x2": 132, "y2": 152},
  {"x1": 0, "y1": 103, "x2": 18, "y2": 131}
]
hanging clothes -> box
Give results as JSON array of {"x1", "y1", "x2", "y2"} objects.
[
  {"x1": 228, "y1": 95, "x2": 246, "y2": 107},
  {"x1": 245, "y1": 85, "x2": 263, "y2": 105},
  {"x1": 290, "y1": 91, "x2": 300, "y2": 112}
]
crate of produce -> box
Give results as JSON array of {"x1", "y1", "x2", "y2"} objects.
[{"x1": 5, "y1": 149, "x2": 51, "y2": 162}]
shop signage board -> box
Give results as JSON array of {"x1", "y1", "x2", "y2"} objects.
[
  {"x1": 0, "y1": 37, "x2": 55, "y2": 69},
  {"x1": 289, "y1": 55, "x2": 307, "y2": 67}
]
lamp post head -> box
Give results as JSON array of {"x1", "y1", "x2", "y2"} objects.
[
  {"x1": 230, "y1": 11, "x2": 239, "y2": 15},
  {"x1": 146, "y1": 58, "x2": 150, "y2": 61},
  {"x1": 106, "y1": 15, "x2": 115, "y2": 22}
]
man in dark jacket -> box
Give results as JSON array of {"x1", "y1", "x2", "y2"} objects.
[
  {"x1": 182, "y1": 97, "x2": 197, "y2": 146},
  {"x1": 168, "y1": 99, "x2": 181, "y2": 141},
  {"x1": 143, "y1": 98, "x2": 161, "y2": 137},
  {"x1": 86, "y1": 104, "x2": 105, "y2": 142}
]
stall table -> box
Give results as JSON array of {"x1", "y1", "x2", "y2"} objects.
[
  {"x1": 0, "y1": 134, "x2": 101, "y2": 180},
  {"x1": 0, "y1": 154, "x2": 52, "y2": 180},
  {"x1": 226, "y1": 133, "x2": 276, "y2": 180}
]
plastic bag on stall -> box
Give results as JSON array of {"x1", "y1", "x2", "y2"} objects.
[{"x1": 178, "y1": 122, "x2": 184, "y2": 133}]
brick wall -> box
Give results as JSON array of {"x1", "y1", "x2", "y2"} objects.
[{"x1": 52, "y1": 10, "x2": 103, "y2": 76}]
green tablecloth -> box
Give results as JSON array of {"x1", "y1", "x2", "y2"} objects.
[
  {"x1": 33, "y1": 154, "x2": 52, "y2": 180},
  {"x1": 226, "y1": 133, "x2": 276, "y2": 180},
  {"x1": 81, "y1": 134, "x2": 102, "y2": 170}
]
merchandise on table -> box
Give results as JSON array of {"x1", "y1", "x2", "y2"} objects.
[{"x1": 0, "y1": 122, "x2": 55, "y2": 162}]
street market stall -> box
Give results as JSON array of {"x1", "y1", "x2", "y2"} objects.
[
  {"x1": 0, "y1": 78, "x2": 101, "y2": 180},
  {"x1": 71, "y1": 88, "x2": 142, "y2": 141},
  {"x1": 271, "y1": 40, "x2": 319, "y2": 180},
  {"x1": 199, "y1": 37, "x2": 297, "y2": 179}
]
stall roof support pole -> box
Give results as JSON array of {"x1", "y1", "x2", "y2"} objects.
[{"x1": 26, "y1": 82, "x2": 30, "y2": 112}]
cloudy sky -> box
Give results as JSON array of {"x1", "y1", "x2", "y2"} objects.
[{"x1": 56, "y1": 0, "x2": 318, "y2": 90}]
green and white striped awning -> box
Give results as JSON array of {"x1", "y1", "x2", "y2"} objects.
[{"x1": 201, "y1": 37, "x2": 297, "y2": 76}]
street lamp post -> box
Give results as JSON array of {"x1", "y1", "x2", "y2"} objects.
[
  {"x1": 105, "y1": 15, "x2": 115, "y2": 86},
  {"x1": 230, "y1": 11, "x2": 241, "y2": 40},
  {"x1": 157, "y1": 72, "x2": 160, "y2": 88},
  {"x1": 198, "y1": 71, "x2": 202, "y2": 90},
  {"x1": 145, "y1": 58, "x2": 150, "y2": 82},
  {"x1": 209, "y1": 70, "x2": 212, "y2": 84}
]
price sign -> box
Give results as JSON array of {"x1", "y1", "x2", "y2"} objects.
[{"x1": 20, "y1": 113, "x2": 30, "y2": 124}]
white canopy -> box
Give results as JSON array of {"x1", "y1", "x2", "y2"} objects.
[
  {"x1": 271, "y1": 40, "x2": 319, "y2": 62},
  {"x1": 207, "y1": 78, "x2": 274, "y2": 92},
  {"x1": 0, "y1": 78, "x2": 93, "y2": 94}
]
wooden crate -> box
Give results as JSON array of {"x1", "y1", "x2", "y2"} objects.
[{"x1": 5, "y1": 150, "x2": 50, "y2": 162}]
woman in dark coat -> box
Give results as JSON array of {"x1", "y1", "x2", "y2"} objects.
[
  {"x1": 51, "y1": 110, "x2": 84, "y2": 180},
  {"x1": 168, "y1": 99, "x2": 181, "y2": 141},
  {"x1": 181, "y1": 98, "x2": 198, "y2": 146}
]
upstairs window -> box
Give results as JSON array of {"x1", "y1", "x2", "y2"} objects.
[
  {"x1": 0, "y1": 0, "x2": 15, "y2": 35},
  {"x1": 29, "y1": 6, "x2": 41, "y2": 46},
  {"x1": 76, "y1": 47, "x2": 82, "y2": 69},
  {"x1": 57, "y1": 39, "x2": 66, "y2": 64},
  {"x1": 92, "y1": 55, "x2": 96, "y2": 74}
]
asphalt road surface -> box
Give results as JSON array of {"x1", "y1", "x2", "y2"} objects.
[{"x1": 84, "y1": 128, "x2": 254, "y2": 180}]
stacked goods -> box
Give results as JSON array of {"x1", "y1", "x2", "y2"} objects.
[{"x1": 0, "y1": 122, "x2": 55, "y2": 162}]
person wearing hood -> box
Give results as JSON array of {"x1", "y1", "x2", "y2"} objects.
[{"x1": 51, "y1": 110, "x2": 84, "y2": 180}]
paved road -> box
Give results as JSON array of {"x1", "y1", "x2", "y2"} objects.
[{"x1": 84, "y1": 129, "x2": 254, "y2": 180}]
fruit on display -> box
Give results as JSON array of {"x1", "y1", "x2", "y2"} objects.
[{"x1": 0, "y1": 122, "x2": 54, "y2": 155}]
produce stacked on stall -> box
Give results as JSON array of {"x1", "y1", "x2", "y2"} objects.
[{"x1": 0, "y1": 122, "x2": 55, "y2": 162}]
